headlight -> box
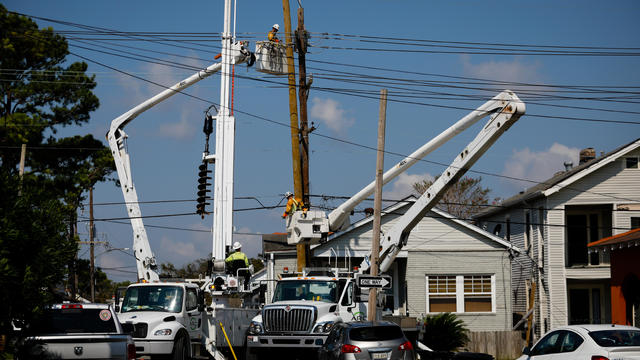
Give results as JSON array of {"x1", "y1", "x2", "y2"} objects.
[
  {"x1": 154, "y1": 329, "x2": 172, "y2": 336},
  {"x1": 248, "y1": 321, "x2": 263, "y2": 335},
  {"x1": 312, "y1": 321, "x2": 335, "y2": 334}
]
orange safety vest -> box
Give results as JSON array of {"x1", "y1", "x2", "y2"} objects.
[{"x1": 283, "y1": 197, "x2": 303, "y2": 217}]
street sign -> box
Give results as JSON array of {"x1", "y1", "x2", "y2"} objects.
[{"x1": 357, "y1": 275, "x2": 392, "y2": 289}]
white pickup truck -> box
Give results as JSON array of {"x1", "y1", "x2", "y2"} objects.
[{"x1": 16, "y1": 303, "x2": 136, "y2": 359}]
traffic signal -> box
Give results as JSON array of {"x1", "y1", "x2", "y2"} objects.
[{"x1": 196, "y1": 162, "x2": 212, "y2": 218}]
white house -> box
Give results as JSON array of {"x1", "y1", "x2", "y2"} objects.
[{"x1": 474, "y1": 138, "x2": 640, "y2": 336}]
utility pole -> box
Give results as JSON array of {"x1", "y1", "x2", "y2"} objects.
[
  {"x1": 283, "y1": 0, "x2": 308, "y2": 272},
  {"x1": 18, "y1": 144, "x2": 26, "y2": 196},
  {"x1": 296, "y1": 6, "x2": 312, "y2": 207},
  {"x1": 368, "y1": 89, "x2": 387, "y2": 321},
  {"x1": 90, "y1": 187, "x2": 95, "y2": 302}
]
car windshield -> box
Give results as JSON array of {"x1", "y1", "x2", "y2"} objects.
[
  {"x1": 589, "y1": 329, "x2": 640, "y2": 347},
  {"x1": 349, "y1": 326, "x2": 404, "y2": 341},
  {"x1": 121, "y1": 285, "x2": 183, "y2": 313},
  {"x1": 29, "y1": 308, "x2": 117, "y2": 334},
  {"x1": 273, "y1": 280, "x2": 339, "y2": 303}
]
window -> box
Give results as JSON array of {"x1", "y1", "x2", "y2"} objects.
[
  {"x1": 626, "y1": 157, "x2": 639, "y2": 169},
  {"x1": 506, "y1": 217, "x2": 511, "y2": 242},
  {"x1": 427, "y1": 275, "x2": 494, "y2": 313},
  {"x1": 632, "y1": 217, "x2": 640, "y2": 230},
  {"x1": 530, "y1": 330, "x2": 583, "y2": 356},
  {"x1": 186, "y1": 288, "x2": 198, "y2": 311},
  {"x1": 464, "y1": 275, "x2": 492, "y2": 312},
  {"x1": 427, "y1": 276, "x2": 456, "y2": 312}
]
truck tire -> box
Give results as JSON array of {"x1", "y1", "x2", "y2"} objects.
[{"x1": 171, "y1": 333, "x2": 190, "y2": 360}]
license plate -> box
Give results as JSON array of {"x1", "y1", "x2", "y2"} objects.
[{"x1": 371, "y1": 352, "x2": 388, "y2": 359}]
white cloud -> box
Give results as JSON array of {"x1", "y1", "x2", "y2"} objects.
[
  {"x1": 159, "y1": 236, "x2": 199, "y2": 262},
  {"x1": 501, "y1": 143, "x2": 580, "y2": 192},
  {"x1": 310, "y1": 97, "x2": 355, "y2": 135},
  {"x1": 157, "y1": 107, "x2": 197, "y2": 140},
  {"x1": 383, "y1": 172, "x2": 434, "y2": 201},
  {"x1": 460, "y1": 55, "x2": 546, "y2": 92}
]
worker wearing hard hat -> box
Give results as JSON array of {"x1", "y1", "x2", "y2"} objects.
[
  {"x1": 226, "y1": 242, "x2": 250, "y2": 268},
  {"x1": 268, "y1": 23, "x2": 280, "y2": 43},
  {"x1": 282, "y1": 191, "x2": 304, "y2": 218}
]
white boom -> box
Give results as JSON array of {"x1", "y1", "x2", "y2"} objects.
[
  {"x1": 287, "y1": 90, "x2": 525, "y2": 246},
  {"x1": 327, "y1": 90, "x2": 524, "y2": 232},
  {"x1": 363, "y1": 91, "x2": 526, "y2": 273},
  {"x1": 107, "y1": 42, "x2": 250, "y2": 282}
]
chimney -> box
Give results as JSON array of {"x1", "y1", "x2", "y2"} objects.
[
  {"x1": 564, "y1": 161, "x2": 573, "y2": 171},
  {"x1": 579, "y1": 148, "x2": 596, "y2": 165}
]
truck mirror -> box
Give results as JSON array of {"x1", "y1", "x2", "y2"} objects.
[
  {"x1": 259, "y1": 284, "x2": 266, "y2": 304},
  {"x1": 197, "y1": 290, "x2": 205, "y2": 312},
  {"x1": 115, "y1": 305, "x2": 120, "y2": 313}
]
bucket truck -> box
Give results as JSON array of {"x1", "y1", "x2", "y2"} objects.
[
  {"x1": 246, "y1": 90, "x2": 525, "y2": 354},
  {"x1": 107, "y1": 1, "x2": 260, "y2": 358}
]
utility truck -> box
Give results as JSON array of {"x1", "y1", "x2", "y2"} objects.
[
  {"x1": 106, "y1": 1, "x2": 262, "y2": 358},
  {"x1": 247, "y1": 90, "x2": 526, "y2": 353}
]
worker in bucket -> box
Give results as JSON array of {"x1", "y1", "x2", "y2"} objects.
[
  {"x1": 226, "y1": 242, "x2": 251, "y2": 289},
  {"x1": 268, "y1": 23, "x2": 280, "y2": 43},
  {"x1": 281, "y1": 191, "x2": 304, "y2": 219}
]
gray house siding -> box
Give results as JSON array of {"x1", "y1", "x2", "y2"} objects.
[{"x1": 406, "y1": 250, "x2": 512, "y2": 332}]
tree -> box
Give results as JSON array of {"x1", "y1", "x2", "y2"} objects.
[
  {"x1": 413, "y1": 176, "x2": 498, "y2": 220},
  {"x1": 0, "y1": 5, "x2": 114, "y2": 340},
  {"x1": 75, "y1": 258, "x2": 115, "y2": 303},
  {"x1": 421, "y1": 312, "x2": 470, "y2": 352}
]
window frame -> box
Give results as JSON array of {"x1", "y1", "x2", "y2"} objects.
[
  {"x1": 426, "y1": 274, "x2": 496, "y2": 314},
  {"x1": 625, "y1": 156, "x2": 639, "y2": 169}
]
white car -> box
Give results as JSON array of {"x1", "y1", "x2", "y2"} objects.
[{"x1": 518, "y1": 324, "x2": 640, "y2": 360}]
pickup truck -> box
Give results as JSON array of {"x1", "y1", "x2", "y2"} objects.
[{"x1": 16, "y1": 303, "x2": 136, "y2": 359}]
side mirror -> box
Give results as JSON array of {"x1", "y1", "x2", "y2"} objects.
[
  {"x1": 115, "y1": 305, "x2": 120, "y2": 313},
  {"x1": 522, "y1": 346, "x2": 530, "y2": 355},
  {"x1": 197, "y1": 290, "x2": 206, "y2": 312}
]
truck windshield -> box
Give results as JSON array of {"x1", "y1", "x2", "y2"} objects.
[
  {"x1": 121, "y1": 286, "x2": 183, "y2": 313},
  {"x1": 273, "y1": 280, "x2": 339, "y2": 303}
]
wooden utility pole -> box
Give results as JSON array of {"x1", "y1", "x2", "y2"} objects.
[
  {"x1": 296, "y1": 7, "x2": 311, "y2": 207},
  {"x1": 282, "y1": 0, "x2": 308, "y2": 272},
  {"x1": 90, "y1": 187, "x2": 95, "y2": 302},
  {"x1": 368, "y1": 89, "x2": 387, "y2": 321}
]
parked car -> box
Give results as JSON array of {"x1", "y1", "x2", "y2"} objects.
[
  {"x1": 318, "y1": 321, "x2": 415, "y2": 360},
  {"x1": 16, "y1": 303, "x2": 136, "y2": 360},
  {"x1": 517, "y1": 324, "x2": 640, "y2": 359}
]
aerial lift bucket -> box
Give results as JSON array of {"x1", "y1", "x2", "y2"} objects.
[{"x1": 254, "y1": 41, "x2": 288, "y2": 75}]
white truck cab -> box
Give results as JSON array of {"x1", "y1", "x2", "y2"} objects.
[
  {"x1": 246, "y1": 269, "x2": 366, "y2": 357},
  {"x1": 117, "y1": 282, "x2": 204, "y2": 359}
]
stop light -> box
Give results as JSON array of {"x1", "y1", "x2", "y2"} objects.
[{"x1": 196, "y1": 162, "x2": 212, "y2": 217}]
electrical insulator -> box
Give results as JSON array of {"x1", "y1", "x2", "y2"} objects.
[{"x1": 196, "y1": 162, "x2": 212, "y2": 218}]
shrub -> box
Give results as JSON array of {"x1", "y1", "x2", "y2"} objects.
[{"x1": 421, "y1": 312, "x2": 470, "y2": 351}]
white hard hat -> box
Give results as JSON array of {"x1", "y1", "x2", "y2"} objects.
[
  {"x1": 272, "y1": 24, "x2": 280, "y2": 30},
  {"x1": 233, "y1": 241, "x2": 242, "y2": 251},
  {"x1": 285, "y1": 191, "x2": 293, "y2": 198}
]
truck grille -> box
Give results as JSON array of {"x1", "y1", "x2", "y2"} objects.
[
  {"x1": 133, "y1": 322, "x2": 148, "y2": 338},
  {"x1": 263, "y1": 306, "x2": 315, "y2": 333}
]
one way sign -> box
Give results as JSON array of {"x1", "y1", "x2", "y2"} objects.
[{"x1": 357, "y1": 275, "x2": 392, "y2": 289}]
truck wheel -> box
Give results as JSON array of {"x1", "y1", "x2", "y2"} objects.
[{"x1": 171, "y1": 334, "x2": 189, "y2": 360}]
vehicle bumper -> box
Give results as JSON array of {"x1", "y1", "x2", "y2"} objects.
[
  {"x1": 246, "y1": 334, "x2": 327, "y2": 348},
  {"x1": 132, "y1": 339, "x2": 174, "y2": 355}
]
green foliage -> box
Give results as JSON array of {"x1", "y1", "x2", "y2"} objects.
[
  {"x1": 74, "y1": 258, "x2": 115, "y2": 303},
  {"x1": 0, "y1": 174, "x2": 77, "y2": 333},
  {"x1": 413, "y1": 176, "x2": 497, "y2": 219},
  {"x1": 421, "y1": 312, "x2": 470, "y2": 352},
  {"x1": 0, "y1": 5, "x2": 115, "y2": 341}
]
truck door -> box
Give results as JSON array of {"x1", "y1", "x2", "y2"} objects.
[
  {"x1": 338, "y1": 280, "x2": 360, "y2": 321},
  {"x1": 185, "y1": 287, "x2": 202, "y2": 339}
]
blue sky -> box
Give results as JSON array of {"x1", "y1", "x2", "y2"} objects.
[{"x1": 5, "y1": 0, "x2": 639, "y2": 281}]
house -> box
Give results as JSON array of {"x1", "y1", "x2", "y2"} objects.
[
  {"x1": 263, "y1": 196, "x2": 521, "y2": 333},
  {"x1": 588, "y1": 228, "x2": 640, "y2": 326},
  {"x1": 474, "y1": 138, "x2": 640, "y2": 336}
]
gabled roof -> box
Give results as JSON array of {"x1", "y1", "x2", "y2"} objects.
[
  {"x1": 320, "y1": 195, "x2": 521, "y2": 254},
  {"x1": 475, "y1": 138, "x2": 640, "y2": 219}
]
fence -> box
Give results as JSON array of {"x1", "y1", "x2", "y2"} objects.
[{"x1": 465, "y1": 331, "x2": 525, "y2": 360}]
